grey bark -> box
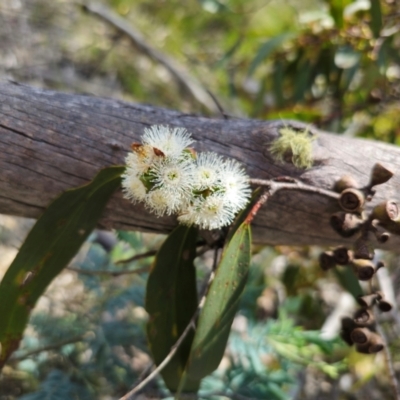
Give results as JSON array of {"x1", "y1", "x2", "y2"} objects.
[{"x1": 1, "y1": 81, "x2": 400, "y2": 249}]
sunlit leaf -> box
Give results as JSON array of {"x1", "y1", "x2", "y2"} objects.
[
  {"x1": 0, "y1": 166, "x2": 124, "y2": 368},
  {"x1": 184, "y1": 221, "x2": 251, "y2": 380}
]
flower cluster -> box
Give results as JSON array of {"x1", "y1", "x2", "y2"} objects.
[{"x1": 122, "y1": 125, "x2": 251, "y2": 230}]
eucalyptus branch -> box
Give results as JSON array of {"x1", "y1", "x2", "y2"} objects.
[{"x1": 249, "y1": 177, "x2": 340, "y2": 200}]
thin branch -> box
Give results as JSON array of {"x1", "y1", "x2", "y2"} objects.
[
  {"x1": 249, "y1": 178, "x2": 340, "y2": 200},
  {"x1": 115, "y1": 249, "x2": 157, "y2": 265},
  {"x1": 119, "y1": 266, "x2": 217, "y2": 400},
  {"x1": 10, "y1": 334, "x2": 86, "y2": 361},
  {"x1": 79, "y1": 2, "x2": 220, "y2": 114},
  {"x1": 118, "y1": 313, "x2": 196, "y2": 399},
  {"x1": 67, "y1": 265, "x2": 150, "y2": 277}
]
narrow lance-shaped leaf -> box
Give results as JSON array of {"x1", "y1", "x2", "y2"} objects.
[
  {"x1": 184, "y1": 221, "x2": 252, "y2": 380},
  {"x1": 146, "y1": 225, "x2": 200, "y2": 393},
  {"x1": 0, "y1": 166, "x2": 124, "y2": 369},
  {"x1": 333, "y1": 267, "x2": 363, "y2": 300}
]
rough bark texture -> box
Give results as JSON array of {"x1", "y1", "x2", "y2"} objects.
[{"x1": 1, "y1": 81, "x2": 400, "y2": 249}]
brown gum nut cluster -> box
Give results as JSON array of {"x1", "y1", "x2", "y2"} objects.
[{"x1": 321, "y1": 164, "x2": 395, "y2": 354}]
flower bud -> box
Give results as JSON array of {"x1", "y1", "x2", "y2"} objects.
[
  {"x1": 369, "y1": 163, "x2": 394, "y2": 187},
  {"x1": 319, "y1": 251, "x2": 336, "y2": 271},
  {"x1": 334, "y1": 175, "x2": 359, "y2": 193},
  {"x1": 352, "y1": 259, "x2": 375, "y2": 281},
  {"x1": 330, "y1": 212, "x2": 362, "y2": 238},
  {"x1": 353, "y1": 308, "x2": 375, "y2": 327},
  {"x1": 339, "y1": 188, "x2": 365, "y2": 213}
]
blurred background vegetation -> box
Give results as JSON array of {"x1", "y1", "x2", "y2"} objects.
[{"x1": 0, "y1": 0, "x2": 400, "y2": 399}]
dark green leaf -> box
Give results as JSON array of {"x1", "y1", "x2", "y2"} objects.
[
  {"x1": 145, "y1": 225, "x2": 200, "y2": 393},
  {"x1": 248, "y1": 33, "x2": 295, "y2": 77},
  {"x1": 370, "y1": 0, "x2": 382, "y2": 38},
  {"x1": 185, "y1": 222, "x2": 251, "y2": 380},
  {"x1": 333, "y1": 267, "x2": 363, "y2": 300},
  {"x1": 0, "y1": 166, "x2": 124, "y2": 368}
]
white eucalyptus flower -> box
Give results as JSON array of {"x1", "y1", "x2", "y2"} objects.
[
  {"x1": 125, "y1": 144, "x2": 159, "y2": 175},
  {"x1": 194, "y1": 152, "x2": 223, "y2": 190},
  {"x1": 149, "y1": 158, "x2": 195, "y2": 197},
  {"x1": 121, "y1": 171, "x2": 147, "y2": 202},
  {"x1": 219, "y1": 159, "x2": 251, "y2": 212},
  {"x1": 178, "y1": 193, "x2": 235, "y2": 230},
  {"x1": 142, "y1": 125, "x2": 194, "y2": 159},
  {"x1": 145, "y1": 188, "x2": 184, "y2": 216}
]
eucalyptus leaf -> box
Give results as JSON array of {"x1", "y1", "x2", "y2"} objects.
[
  {"x1": 146, "y1": 225, "x2": 200, "y2": 393},
  {"x1": 184, "y1": 222, "x2": 251, "y2": 380},
  {"x1": 0, "y1": 166, "x2": 124, "y2": 369}
]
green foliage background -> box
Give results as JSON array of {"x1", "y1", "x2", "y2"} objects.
[{"x1": 0, "y1": 0, "x2": 399, "y2": 399}]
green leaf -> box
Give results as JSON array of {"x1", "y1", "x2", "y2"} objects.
[
  {"x1": 184, "y1": 222, "x2": 252, "y2": 380},
  {"x1": 248, "y1": 33, "x2": 295, "y2": 77},
  {"x1": 145, "y1": 225, "x2": 200, "y2": 393},
  {"x1": 333, "y1": 267, "x2": 363, "y2": 300},
  {"x1": 329, "y1": 0, "x2": 352, "y2": 29},
  {"x1": 369, "y1": 0, "x2": 382, "y2": 38},
  {"x1": 0, "y1": 166, "x2": 124, "y2": 368}
]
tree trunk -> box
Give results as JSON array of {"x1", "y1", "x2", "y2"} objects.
[{"x1": 1, "y1": 81, "x2": 399, "y2": 249}]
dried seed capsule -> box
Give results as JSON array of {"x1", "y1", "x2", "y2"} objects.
[
  {"x1": 353, "y1": 237, "x2": 374, "y2": 260},
  {"x1": 369, "y1": 163, "x2": 394, "y2": 187},
  {"x1": 334, "y1": 175, "x2": 359, "y2": 193},
  {"x1": 339, "y1": 188, "x2": 365, "y2": 213},
  {"x1": 319, "y1": 251, "x2": 336, "y2": 271},
  {"x1": 351, "y1": 327, "x2": 371, "y2": 344},
  {"x1": 340, "y1": 317, "x2": 358, "y2": 345},
  {"x1": 330, "y1": 212, "x2": 363, "y2": 238},
  {"x1": 352, "y1": 259, "x2": 375, "y2": 281},
  {"x1": 332, "y1": 247, "x2": 352, "y2": 265},
  {"x1": 376, "y1": 231, "x2": 390, "y2": 243},
  {"x1": 375, "y1": 292, "x2": 383, "y2": 301},
  {"x1": 357, "y1": 294, "x2": 378, "y2": 308},
  {"x1": 378, "y1": 300, "x2": 393, "y2": 312},
  {"x1": 371, "y1": 201, "x2": 399, "y2": 223},
  {"x1": 356, "y1": 338, "x2": 384, "y2": 354},
  {"x1": 353, "y1": 308, "x2": 375, "y2": 327}
]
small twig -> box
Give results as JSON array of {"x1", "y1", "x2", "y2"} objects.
[
  {"x1": 244, "y1": 178, "x2": 338, "y2": 225},
  {"x1": 249, "y1": 178, "x2": 340, "y2": 200},
  {"x1": 10, "y1": 334, "x2": 87, "y2": 361},
  {"x1": 67, "y1": 265, "x2": 150, "y2": 277},
  {"x1": 115, "y1": 249, "x2": 157, "y2": 265},
  {"x1": 118, "y1": 268, "x2": 217, "y2": 400}
]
